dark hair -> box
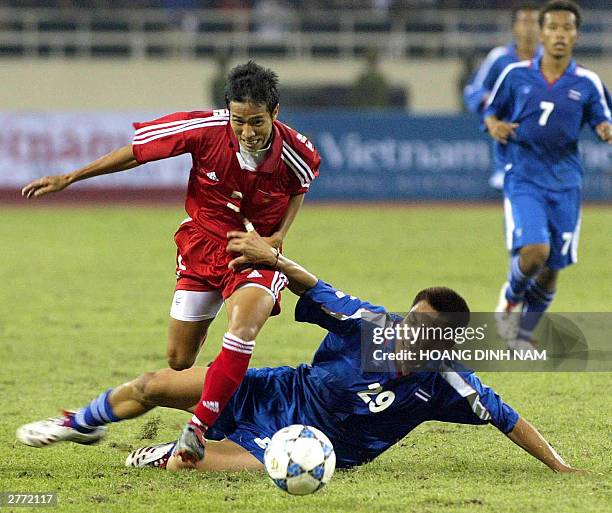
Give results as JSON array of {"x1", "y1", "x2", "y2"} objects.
[
  {"x1": 511, "y1": 3, "x2": 540, "y2": 24},
  {"x1": 224, "y1": 60, "x2": 280, "y2": 114},
  {"x1": 411, "y1": 286, "x2": 470, "y2": 329},
  {"x1": 539, "y1": 0, "x2": 582, "y2": 29}
]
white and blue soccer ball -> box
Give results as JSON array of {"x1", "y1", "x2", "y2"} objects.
[{"x1": 264, "y1": 424, "x2": 336, "y2": 495}]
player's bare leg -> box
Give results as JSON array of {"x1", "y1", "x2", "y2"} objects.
[
  {"x1": 534, "y1": 266, "x2": 558, "y2": 292},
  {"x1": 110, "y1": 367, "x2": 205, "y2": 418},
  {"x1": 166, "y1": 317, "x2": 215, "y2": 371},
  {"x1": 165, "y1": 439, "x2": 263, "y2": 472},
  {"x1": 17, "y1": 367, "x2": 207, "y2": 448},
  {"x1": 225, "y1": 285, "x2": 276, "y2": 341},
  {"x1": 173, "y1": 285, "x2": 274, "y2": 466}
]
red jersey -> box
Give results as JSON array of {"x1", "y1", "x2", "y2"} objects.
[{"x1": 132, "y1": 109, "x2": 320, "y2": 239}]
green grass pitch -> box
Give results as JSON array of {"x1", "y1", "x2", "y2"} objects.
[{"x1": 1, "y1": 204, "x2": 610, "y2": 513}]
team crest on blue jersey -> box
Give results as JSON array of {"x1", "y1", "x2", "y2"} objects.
[{"x1": 568, "y1": 89, "x2": 582, "y2": 101}]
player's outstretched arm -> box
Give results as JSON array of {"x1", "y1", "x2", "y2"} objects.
[
  {"x1": 21, "y1": 144, "x2": 140, "y2": 198},
  {"x1": 506, "y1": 417, "x2": 586, "y2": 473},
  {"x1": 226, "y1": 230, "x2": 317, "y2": 295}
]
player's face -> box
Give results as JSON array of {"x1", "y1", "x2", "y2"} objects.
[
  {"x1": 229, "y1": 101, "x2": 279, "y2": 152},
  {"x1": 513, "y1": 10, "x2": 540, "y2": 46},
  {"x1": 398, "y1": 300, "x2": 445, "y2": 350},
  {"x1": 540, "y1": 10, "x2": 579, "y2": 59},
  {"x1": 394, "y1": 300, "x2": 448, "y2": 373}
]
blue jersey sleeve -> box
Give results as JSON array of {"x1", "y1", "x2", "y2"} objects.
[
  {"x1": 464, "y1": 47, "x2": 508, "y2": 115},
  {"x1": 295, "y1": 280, "x2": 385, "y2": 335},
  {"x1": 431, "y1": 370, "x2": 519, "y2": 434},
  {"x1": 581, "y1": 74, "x2": 612, "y2": 129},
  {"x1": 484, "y1": 63, "x2": 521, "y2": 123},
  {"x1": 463, "y1": 71, "x2": 485, "y2": 115}
]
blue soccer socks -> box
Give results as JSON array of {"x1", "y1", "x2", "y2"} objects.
[
  {"x1": 506, "y1": 255, "x2": 538, "y2": 303},
  {"x1": 69, "y1": 389, "x2": 121, "y2": 433},
  {"x1": 518, "y1": 280, "x2": 555, "y2": 342}
]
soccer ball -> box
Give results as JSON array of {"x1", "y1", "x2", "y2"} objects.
[{"x1": 264, "y1": 424, "x2": 336, "y2": 495}]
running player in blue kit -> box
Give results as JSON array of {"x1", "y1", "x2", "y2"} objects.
[
  {"x1": 464, "y1": 3, "x2": 541, "y2": 190},
  {"x1": 17, "y1": 231, "x2": 581, "y2": 474},
  {"x1": 486, "y1": 0, "x2": 612, "y2": 347}
]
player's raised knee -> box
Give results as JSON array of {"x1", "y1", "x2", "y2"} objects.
[
  {"x1": 520, "y1": 244, "x2": 550, "y2": 272},
  {"x1": 135, "y1": 370, "x2": 175, "y2": 404},
  {"x1": 132, "y1": 371, "x2": 159, "y2": 403},
  {"x1": 166, "y1": 350, "x2": 196, "y2": 371}
]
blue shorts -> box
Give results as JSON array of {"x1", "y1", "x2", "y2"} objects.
[
  {"x1": 503, "y1": 175, "x2": 581, "y2": 270},
  {"x1": 205, "y1": 367, "x2": 295, "y2": 464},
  {"x1": 205, "y1": 366, "x2": 374, "y2": 469}
]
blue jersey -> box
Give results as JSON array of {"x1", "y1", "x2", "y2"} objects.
[
  {"x1": 210, "y1": 280, "x2": 519, "y2": 468},
  {"x1": 464, "y1": 43, "x2": 525, "y2": 115},
  {"x1": 484, "y1": 56, "x2": 611, "y2": 191},
  {"x1": 464, "y1": 43, "x2": 541, "y2": 174}
]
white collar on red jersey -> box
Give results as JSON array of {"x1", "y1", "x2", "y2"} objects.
[{"x1": 238, "y1": 139, "x2": 272, "y2": 172}]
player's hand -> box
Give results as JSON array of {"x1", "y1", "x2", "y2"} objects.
[
  {"x1": 21, "y1": 174, "x2": 70, "y2": 198},
  {"x1": 226, "y1": 230, "x2": 277, "y2": 270},
  {"x1": 595, "y1": 122, "x2": 612, "y2": 143},
  {"x1": 486, "y1": 117, "x2": 519, "y2": 144},
  {"x1": 262, "y1": 232, "x2": 283, "y2": 249}
]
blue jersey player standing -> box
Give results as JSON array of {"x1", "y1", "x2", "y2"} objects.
[
  {"x1": 17, "y1": 230, "x2": 582, "y2": 474},
  {"x1": 485, "y1": 0, "x2": 612, "y2": 347},
  {"x1": 464, "y1": 4, "x2": 541, "y2": 190}
]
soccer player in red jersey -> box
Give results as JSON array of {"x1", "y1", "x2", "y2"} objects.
[{"x1": 21, "y1": 61, "x2": 320, "y2": 464}]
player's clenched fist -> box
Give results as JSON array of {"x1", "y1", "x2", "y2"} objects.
[
  {"x1": 485, "y1": 116, "x2": 520, "y2": 145},
  {"x1": 226, "y1": 230, "x2": 278, "y2": 270},
  {"x1": 21, "y1": 174, "x2": 70, "y2": 199},
  {"x1": 595, "y1": 122, "x2": 612, "y2": 144}
]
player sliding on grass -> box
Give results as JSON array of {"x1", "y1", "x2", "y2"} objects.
[
  {"x1": 20, "y1": 61, "x2": 320, "y2": 465},
  {"x1": 18, "y1": 230, "x2": 581, "y2": 474},
  {"x1": 485, "y1": 1, "x2": 612, "y2": 347}
]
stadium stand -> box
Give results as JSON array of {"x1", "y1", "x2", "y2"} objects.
[{"x1": 0, "y1": 3, "x2": 609, "y2": 59}]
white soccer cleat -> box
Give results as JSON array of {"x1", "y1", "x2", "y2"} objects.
[
  {"x1": 507, "y1": 338, "x2": 537, "y2": 351},
  {"x1": 16, "y1": 412, "x2": 106, "y2": 448},
  {"x1": 494, "y1": 282, "x2": 523, "y2": 342},
  {"x1": 125, "y1": 442, "x2": 176, "y2": 469}
]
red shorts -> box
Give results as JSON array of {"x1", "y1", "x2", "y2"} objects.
[{"x1": 173, "y1": 219, "x2": 287, "y2": 316}]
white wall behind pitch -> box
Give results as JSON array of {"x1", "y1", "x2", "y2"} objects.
[{"x1": 2, "y1": 58, "x2": 611, "y2": 113}]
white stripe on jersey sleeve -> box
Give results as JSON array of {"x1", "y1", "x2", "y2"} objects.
[
  {"x1": 282, "y1": 141, "x2": 315, "y2": 180},
  {"x1": 440, "y1": 367, "x2": 492, "y2": 421},
  {"x1": 281, "y1": 154, "x2": 308, "y2": 187},
  {"x1": 575, "y1": 67, "x2": 612, "y2": 120},
  {"x1": 320, "y1": 306, "x2": 371, "y2": 321},
  {"x1": 132, "y1": 120, "x2": 228, "y2": 145},
  {"x1": 134, "y1": 116, "x2": 228, "y2": 141},
  {"x1": 133, "y1": 115, "x2": 228, "y2": 137},
  {"x1": 471, "y1": 46, "x2": 510, "y2": 90},
  {"x1": 485, "y1": 60, "x2": 531, "y2": 109}
]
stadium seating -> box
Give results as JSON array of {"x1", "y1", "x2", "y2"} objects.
[{"x1": 0, "y1": 4, "x2": 609, "y2": 58}]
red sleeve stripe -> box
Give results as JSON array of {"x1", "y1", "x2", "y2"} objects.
[{"x1": 133, "y1": 117, "x2": 228, "y2": 145}]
